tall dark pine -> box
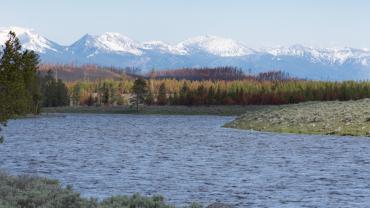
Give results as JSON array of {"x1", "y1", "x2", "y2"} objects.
[
  {"x1": 21, "y1": 50, "x2": 41, "y2": 113},
  {"x1": 0, "y1": 31, "x2": 40, "y2": 142},
  {"x1": 157, "y1": 83, "x2": 167, "y2": 105},
  {"x1": 0, "y1": 31, "x2": 25, "y2": 123},
  {"x1": 131, "y1": 78, "x2": 148, "y2": 112},
  {"x1": 40, "y1": 70, "x2": 69, "y2": 107}
]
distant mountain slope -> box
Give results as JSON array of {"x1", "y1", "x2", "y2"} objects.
[
  {"x1": 38, "y1": 64, "x2": 131, "y2": 82},
  {"x1": 1, "y1": 26, "x2": 370, "y2": 80}
]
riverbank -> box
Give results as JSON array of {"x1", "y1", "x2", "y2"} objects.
[
  {"x1": 225, "y1": 99, "x2": 370, "y2": 137},
  {"x1": 42, "y1": 105, "x2": 260, "y2": 116},
  {"x1": 0, "y1": 172, "x2": 230, "y2": 208}
]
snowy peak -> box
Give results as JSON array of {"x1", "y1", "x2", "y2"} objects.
[
  {"x1": 69, "y1": 32, "x2": 144, "y2": 56},
  {"x1": 177, "y1": 35, "x2": 254, "y2": 57},
  {"x1": 0, "y1": 26, "x2": 60, "y2": 53},
  {"x1": 265, "y1": 45, "x2": 370, "y2": 65},
  {"x1": 93, "y1": 32, "x2": 143, "y2": 55}
]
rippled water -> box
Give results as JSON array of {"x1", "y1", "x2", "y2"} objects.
[{"x1": 1, "y1": 114, "x2": 370, "y2": 207}]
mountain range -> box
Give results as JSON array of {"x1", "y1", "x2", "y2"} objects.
[{"x1": 1, "y1": 26, "x2": 370, "y2": 80}]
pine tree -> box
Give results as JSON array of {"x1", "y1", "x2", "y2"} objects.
[
  {"x1": 207, "y1": 86, "x2": 215, "y2": 105},
  {"x1": 0, "y1": 31, "x2": 28, "y2": 123},
  {"x1": 56, "y1": 79, "x2": 69, "y2": 106},
  {"x1": 145, "y1": 90, "x2": 155, "y2": 105},
  {"x1": 157, "y1": 83, "x2": 167, "y2": 105},
  {"x1": 40, "y1": 70, "x2": 69, "y2": 107},
  {"x1": 179, "y1": 82, "x2": 189, "y2": 105},
  {"x1": 0, "y1": 31, "x2": 41, "y2": 142},
  {"x1": 131, "y1": 78, "x2": 148, "y2": 112},
  {"x1": 21, "y1": 50, "x2": 41, "y2": 113}
]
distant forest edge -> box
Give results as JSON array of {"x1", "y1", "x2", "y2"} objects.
[
  {"x1": 3, "y1": 30, "x2": 370, "y2": 111},
  {"x1": 38, "y1": 64, "x2": 292, "y2": 82},
  {"x1": 36, "y1": 64, "x2": 370, "y2": 107},
  {"x1": 63, "y1": 75, "x2": 370, "y2": 107}
]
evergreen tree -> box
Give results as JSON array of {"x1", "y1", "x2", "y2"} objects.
[
  {"x1": 102, "y1": 82, "x2": 111, "y2": 105},
  {"x1": 40, "y1": 70, "x2": 69, "y2": 107},
  {"x1": 179, "y1": 82, "x2": 189, "y2": 105},
  {"x1": 169, "y1": 92, "x2": 179, "y2": 105},
  {"x1": 0, "y1": 31, "x2": 28, "y2": 123},
  {"x1": 55, "y1": 79, "x2": 69, "y2": 106},
  {"x1": 195, "y1": 85, "x2": 206, "y2": 105},
  {"x1": 145, "y1": 90, "x2": 155, "y2": 105},
  {"x1": 0, "y1": 31, "x2": 41, "y2": 142},
  {"x1": 157, "y1": 83, "x2": 167, "y2": 105},
  {"x1": 86, "y1": 94, "x2": 94, "y2": 106},
  {"x1": 207, "y1": 86, "x2": 215, "y2": 105},
  {"x1": 131, "y1": 78, "x2": 148, "y2": 112},
  {"x1": 21, "y1": 50, "x2": 41, "y2": 113}
]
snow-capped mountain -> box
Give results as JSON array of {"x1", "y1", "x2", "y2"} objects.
[
  {"x1": 176, "y1": 35, "x2": 255, "y2": 57},
  {"x1": 69, "y1": 32, "x2": 143, "y2": 56},
  {"x1": 265, "y1": 45, "x2": 370, "y2": 65},
  {"x1": 1, "y1": 26, "x2": 370, "y2": 80},
  {"x1": 0, "y1": 26, "x2": 62, "y2": 53}
]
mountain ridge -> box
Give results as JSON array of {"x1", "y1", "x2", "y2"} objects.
[{"x1": 1, "y1": 26, "x2": 370, "y2": 80}]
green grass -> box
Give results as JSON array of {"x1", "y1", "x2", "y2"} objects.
[
  {"x1": 0, "y1": 172, "x2": 206, "y2": 208},
  {"x1": 225, "y1": 99, "x2": 370, "y2": 137},
  {"x1": 42, "y1": 105, "x2": 260, "y2": 116}
]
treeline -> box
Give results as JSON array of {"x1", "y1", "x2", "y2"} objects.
[
  {"x1": 148, "y1": 67, "x2": 293, "y2": 81},
  {"x1": 66, "y1": 78, "x2": 370, "y2": 106},
  {"x1": 37, "y1": 64, "x2": 293, "y2": 82},
  {"x1": 150, "y1": 67, "x2": 246, "y2": 80},
  {"x1": 38, "y1": 64, "x2": 136, "y2": 82}
]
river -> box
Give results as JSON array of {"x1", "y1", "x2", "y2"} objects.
[{"x1": 1, "y1": 114, "x2": 370, "y2": 207}]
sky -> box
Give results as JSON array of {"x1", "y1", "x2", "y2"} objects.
[{"x1": 1, "y1": 0, "x2": 370, "y2": 48}]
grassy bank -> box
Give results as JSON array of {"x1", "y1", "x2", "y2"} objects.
[
  {"x1": 0, "y1": 172, "x2": 211, "y2": 208},
  {"x1": 42, "y1": 105, "x2": 260, "y2": 116},
  {"x1": 225, "y1": 99, "x2": 370, "y2": 137}
]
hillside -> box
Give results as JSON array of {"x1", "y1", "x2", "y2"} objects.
[{"x1": 38, "y1": 65, "x2": 131, "y2": 82}]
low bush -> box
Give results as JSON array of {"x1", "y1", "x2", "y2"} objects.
[{"x1": 0, "y1": 172, "x2": 205, "y2": 208}]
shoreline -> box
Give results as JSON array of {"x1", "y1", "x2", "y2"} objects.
[
  {"x1": 39, "y1": 100, "x2": 370, "y2": 137},
  {"x1": 225, "y1": 99, "x2": 370, "y2": 137},
  {"x1": 41, "y1": 105, "x2": 261, "y2": 116}
]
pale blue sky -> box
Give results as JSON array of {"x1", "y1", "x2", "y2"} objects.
[{"x1": 1, "y1": 0, "x2": 369, "y2": 48}]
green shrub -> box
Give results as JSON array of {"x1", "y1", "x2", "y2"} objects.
[{"x1": 0, "y1": 172, "x2": 206, "y2": 208}]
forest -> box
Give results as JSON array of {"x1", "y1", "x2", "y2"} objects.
[{"x1": 62, "y1": 67, "x2": 370, "y2": 107}]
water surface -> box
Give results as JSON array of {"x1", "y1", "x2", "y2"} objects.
[{"x1": 1, "y1": 114, "x2": 370, "y2": 207}]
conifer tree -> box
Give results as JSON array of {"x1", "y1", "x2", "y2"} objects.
[
  {"x1": 131, "y1": 78, "x2": 148, "y2": 112},
  {"x1": 179, "y1": 82, "x2": 189, "y2": 105},
  {"x1": 0, "y1": 31, "x2": 41, "y2": 142},
  {"x1": 40, "y1": 70, "x2": 69, "y2": 107},
  {"x1": 157, "y1": 83, "x2": 167, "y2": 105},
  {"x1": 21, "y1": 50, "x2": 41, "y2": 113},
  {"x1": 0, "y1": 31, "x2": 28, "y2": 123},
  {"x1": 145, "y1": 90, "x2": 155, "y2": 105}
]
